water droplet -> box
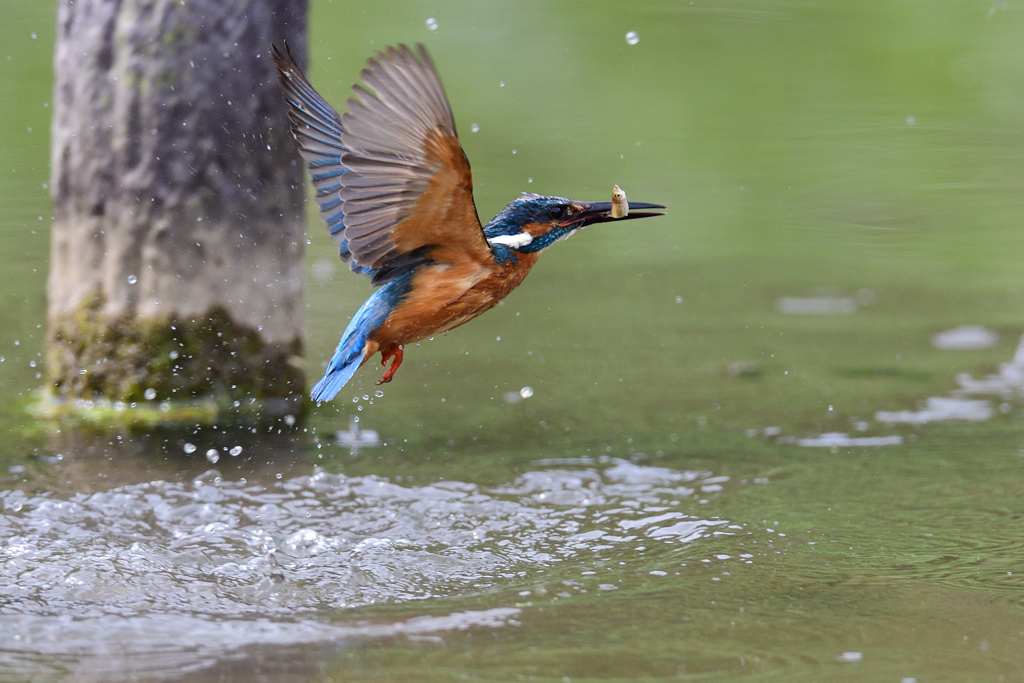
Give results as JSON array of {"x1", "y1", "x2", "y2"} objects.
[
  {"x1": 625, "y1": 31, "x2": 639, "y2": 45},
  {"x1": 229, "y1": 446, "x2": 243, "y2": 456},
  {"x1": 169, "y1": 350, "x2": 179, "y2": 359},
  {"x1": 527, "y1": 177, "x2": 533, "y2": 183},
  {"x1": 512, "y1": 149, "x2": 517, "y2": 154},
  {"x1": 499, "y1": 81, "x2": 505, "y2": 87},
  {"x1": 426, "y1": 17, "x2": 438, "y2": 30},
  {"x1": 676, "y1": 296, "x2": 683, "y2": 303},
  {"x1": 28, "y1": 360, "x2": 36, "y2": 368},
  {"x1": 470, "y1": 123, "x2": 479, "y2": 132},
  {"x1": 374, "y1": 390, "x2": 384, "y2": 398},
  {"x1": 520, "y1": 386, "x2": 534, "y2": 399},
  {"x1": 143, "y1": 388, "x2": 157, "y2": 400},
  {"x1": 906, "y1": 114, "x2": 916, "y2": 126},
  {"x1": 183, "y1": 443, "x2": 196, "y2": 454},
  {"x1": 284, "y1": 414, "x2": 296, "y2": 427},
  {"x1": 352, "y1": 396, "x2": 359, "y2": 403},
  {"x1": 30, "y1": 32, "x2": 37, "y2": 40},
  {"x1": 205, "y1": 448, "x2": 220, "y2": 464}
]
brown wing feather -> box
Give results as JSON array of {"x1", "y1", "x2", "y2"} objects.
[
  {"x1": 389, "y1": 130, "x2": 484, "y2": 256},
  {"x1": 339, "y1": 44, "x2": 489, "y2": 269}
]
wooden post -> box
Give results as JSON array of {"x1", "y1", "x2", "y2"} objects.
[{"x1": 46, "y1": 0, "x2": 308, "y2": 420}]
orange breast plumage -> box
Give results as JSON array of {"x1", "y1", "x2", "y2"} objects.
[{"x1": 368, "y1": 251, "x2": 541, "y2": 354}]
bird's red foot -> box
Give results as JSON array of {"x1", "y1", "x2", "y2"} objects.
[{"x1": 376, "y1": 346, "x2": 404, "y2": 385}]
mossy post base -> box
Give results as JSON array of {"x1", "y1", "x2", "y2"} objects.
[
  {"x1": 47, "y1": 0, "x2": 309, "y2": 422},
  {"x1": 44, "y1": 293, "x2": 303, "y2": 424}
]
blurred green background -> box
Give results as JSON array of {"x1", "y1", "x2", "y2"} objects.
[
  {"x1": 3, "y1": 0, "x2": 1024, "y2": 680},
  {"x1": 3, "y1": 0, "x2": 1024, "y2": 451}
]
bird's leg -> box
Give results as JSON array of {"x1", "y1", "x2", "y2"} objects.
[{"x1": 376, "y1": 345, "x2": 404, "y2": 385}]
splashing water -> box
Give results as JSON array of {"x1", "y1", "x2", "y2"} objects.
[{"x1": 0, "y1": 459, "x2": 731, "y2": 677}]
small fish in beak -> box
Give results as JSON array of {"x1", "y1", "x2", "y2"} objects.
[{"x1": 611, "y1": 185, "x2": 628, "y2": 219}]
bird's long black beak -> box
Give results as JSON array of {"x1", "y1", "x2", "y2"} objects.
[{"x1": 571, "y1": 201, "x2": 667, "y2": 226}]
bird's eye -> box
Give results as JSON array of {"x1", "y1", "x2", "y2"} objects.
[{"x1": 548, "y1": 205, "x2": 568, "y2": 221}]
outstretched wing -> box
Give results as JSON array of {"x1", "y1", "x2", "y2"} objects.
[
  {"x1": 274, "y1": 43, "x2": 489, "y2": 285},
  {"x1": 272, "y1": 44, "x2": 370, "y2": 276}
]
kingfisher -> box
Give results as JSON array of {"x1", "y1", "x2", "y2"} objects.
[{"x1": 273, "y1": 44, "x2": 665, "y2": 403}]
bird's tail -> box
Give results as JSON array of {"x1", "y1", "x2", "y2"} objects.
[
  {"x1": 310, "y1": 325, "x2": 368, "y2": 404},
  {"x1": 309, "y1": 272, "x2": 415, "y2": 403}
]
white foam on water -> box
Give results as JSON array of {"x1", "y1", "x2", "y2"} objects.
[
  {"x1": 875, "y1": 397, "x2": 993, "y2": 424},
  {"x1": 798, "y1": 432, "x2": 904, "y2": 447},
  {"x1": 776, "y1": 296, "x2": 856, "y2": 315},
  {"x1": 955, "y1": 332, "x2": 1024, "y2": 396},
  {"x1": 931, "y1": 326, "x2": 998, "y2": 350}
]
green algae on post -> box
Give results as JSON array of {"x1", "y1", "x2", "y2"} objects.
[{"x1": 43, "y1": 292, "x2": 304, "y2": 425}]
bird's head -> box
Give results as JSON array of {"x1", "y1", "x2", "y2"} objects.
[{"x1": 483, "y1": 193, "x2": 665, "y2": 254}]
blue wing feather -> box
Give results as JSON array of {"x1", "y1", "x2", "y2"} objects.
[
  {"x1": 312, "y1": 168, "x2": 346, "y2": 181},
  {"x1": 309, "y1": 157, "x2": 341, "y2": 169},
  {"x1": 316, "y1": 182, "x2": 343, "y2": 197},
  {"x1": 274, "y1": 46, "x2": 379, "y2": 278},
  {"x1": 318, "y1": 196, "x2": 342, "y2": 212}
]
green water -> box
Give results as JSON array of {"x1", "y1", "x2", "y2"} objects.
[{"x1": 3, "y1": 0, "x2": 1024, "y2": 680}]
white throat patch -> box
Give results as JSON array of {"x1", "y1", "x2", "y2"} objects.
[{"x1": 486, "y1": 233, "x2": 534, "y2": 249}]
